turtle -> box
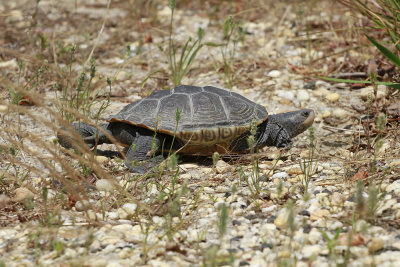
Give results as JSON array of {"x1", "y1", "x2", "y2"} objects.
[{"x1": 58, "y1": 85, "x2": 315, "y2": 173}]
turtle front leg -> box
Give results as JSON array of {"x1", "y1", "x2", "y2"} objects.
[
  {"x1": 125, "y1": 134, "x2": 164, "y2": 174},
  {"x1": 257, "y1": 122, "x2": 292, "y2": 149}
]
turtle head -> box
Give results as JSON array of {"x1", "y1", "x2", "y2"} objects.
[
  {"x1": 269, "y1": 109, "x2": 315, "y2": 138},
  {"x1": 57, "y1": 122, "x2": 110, "y2": 149}
]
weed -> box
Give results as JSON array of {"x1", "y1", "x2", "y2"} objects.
[
  {"x1": 244, "y1": 119, "x2": 261, "y2": 199},
  {"x1": 212, "y1": 152, "x2": 220, "y2": 168},
  {"x1": 167, "y1": 0, "x2": 205, "y2": 86},
  {"x1": 217, "y1": 16, "x2": 245, "y2": 88},
  {"x1": 218, "y1": 203, "x2": 228, "y2": 240},
  {"x1": 319, "y1": 227, "x2": 342, "y2": 260},
  {"x1": 299, "y1": 127, "x2": 318, "y2": 196},
  {"x1": 57, "y1": 50, "x2": 111, "y2": 123}
]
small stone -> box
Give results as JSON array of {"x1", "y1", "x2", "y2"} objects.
[
  {"x1": 250, "y1": 257, "x2": 267, "y2": 266},
  {"x1": 13, "y1": 187, "x2": 34, "y2": 202},
  {"x1": 288, "y1": 167, "x2": 303, "y2": 175},
  {"x1": 214, "y1": 200, "x2": 228, "y2": 209},
  {"x1": 75, "y1": 200, "x2": 91, "y2": 211},
  {"x1": 107, "y1": 211, "x2": 119, "y2": 220},
  {"x1": 95, "y1": 156, "x2": 108, "y2": 164},
  {"x1": 118, "y1": 247, "x2": 133, "y2": 259},
  {"x1": 267, "y1": 70, "x2": 281, "y2": 78},
  {"x1": 308, "y1": 228, "x2": 322, "y2": 244},
  {"x1": 300, "y1": 150, "x2": 311, "y2": 158},
  {"x1": 64, "y1": 248, "x2": 77, "y2": 258},
  {"x1": 274, "y1": 209, "x2": 290, "y2": 228},
  {"x1": 297, "y1": 89, "x2": 310, "y2": 101},
  {"x1": 360, "y1": 85, "x2": 387, "y2": 101},
  {"x1": 0, "y1": 105, "x2": 8, "y2": 113},
  {"x1": 215, "y1": 160, "x2": 232, "y2": 174},
  {"x1": 112, "y1": 224, "x2": 133, "y2": 233},
  {"x1": 149, "y1": 259, "x2": 171, "y2": 267},
  {"x1": 389, "y1": 160, "x2": 400, "y2": 167},
  {"x1": 271, "y1": 172, "x2": 288, "y2": 179},
  {"x1": 96, "y1": 179, "x2": 115, "y2": 192},
  {"x1": 322, "y1": 110, "x2": 331, "y2": 119},
  {"x1": 278, "y1": 250, "x2": 291, "y2": 258},
  {"x1": 118, "y1": 203, "x2": 138, "y2": 219},
  {"x1": 0, "y1": 59, "x2": 18, "y2": 69},
  {"x1": 332, "y1": 192, "x2": 346, "y2": 205},
  {"x1": 302, "y1": 245, "x2": 321, "y2": 258},
  {"x1": 0, "y1": 194, "x2": 10, "y2": 208},
  {"x1": 332, "y1": 108, "x2": 348, "y2": 119},
  {"x1": 115, "y1": 71, "x2": 127, "y2": 81},
  {"x1": 315, "y1": 80, "x2": 331, "y2": 90},
  {"x1": 277, "y1": 90, "x2": 295, "y2": 101},
  {"x1": 376, "y1": 142, "x2": 390, "y2": 157},
  {"x1": 310, "y1": 209, "x2": 330, "y2": 222},
  {"x1": 392, "y1": 242, "x2": 400, "y2": 250},
  {"x1": 326, "y1": 92, "x2": 340, "y2": 102},
  {"x1": 87, "y1": 210, "x2": 99, "y2": 221},
  {"x1": 368, "y1": 237, "x2": 384, "y2": 253}
]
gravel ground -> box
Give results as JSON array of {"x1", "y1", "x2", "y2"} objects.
[{"x1": 1, "y1": 0, "x2": 400, "y2": 266}]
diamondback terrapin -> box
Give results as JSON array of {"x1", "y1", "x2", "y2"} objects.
[{"x1": 58, "y1": 85, "x2": 315, "y2": 173}]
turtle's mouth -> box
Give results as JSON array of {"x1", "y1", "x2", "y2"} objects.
[{"x1": 302, "y1": 109, "x2": 315, "y2": 128}]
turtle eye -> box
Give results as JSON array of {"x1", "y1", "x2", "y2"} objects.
[{"x1": 301, "y1": 110, "x2": 310, "y2": 117}]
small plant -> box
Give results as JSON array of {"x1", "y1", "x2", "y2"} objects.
[
  {"x1": 167, "y1": 0, "x2": 205, "y2": 86},
  {"x1": 319, "y1": 227, "x2": 342, "y2": 260},
  {"x1": 56, "y1": 46, "x2": 111, "y2": 123},
  {"x1": 217, "y1": 16, "x2": 245, "y2": 88},
  {"x1": 218, "y1": 203, "x2": 228, "y2": 240},
  {"x1": 212, "y1": 152, "x2": 220, "y2": 168},
  {"x1": 244, "y1": 119, "x2": 261, "y2": 198},
  {"x1": 8, "y1": 60, "x2": 47, "y2": 105},
  {"x1": 299, "y1": 127, "x2": 318, "y2": 196},
  {"x1": 202, "y1": 202, "x2": 234, "y2": 266}
]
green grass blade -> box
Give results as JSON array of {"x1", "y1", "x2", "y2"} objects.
[
  {"x1": 179, "y1": 39, "x2": 191, "y2": 73},
  {"x1": 317, "y1": 77, "x2": 371, "y2": 83},
  {"x1": 204, "y1": 42, "x2": 224, "y2": 47},
  {"x1": 366, "y1": 34, "x2": 400, "y2": 68},
  {"x1": 389, "y1": 30, "x2": 400, "y2": 52}
]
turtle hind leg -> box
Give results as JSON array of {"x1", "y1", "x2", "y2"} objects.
[
  {"x1": 125, "y1": 134, "x2": 164, "y2": 174},
  {"x1": 58, "y1": 122, "x2": 109, "y2": 149}
]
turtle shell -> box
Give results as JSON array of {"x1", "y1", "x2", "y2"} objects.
[{"x1": 108, "y1": 85, "x2": 268, "y2": 152}]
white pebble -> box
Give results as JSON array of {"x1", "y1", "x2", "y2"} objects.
[
  {"x1": 118, "y1": 203, "x2": 138, "y2": 219},
  {"x1": 267, "y1": 70, "x2": 281, "y2": 78},
  {"x1": 107, "y1": 211, "x2": 119, "y2": 220},
  {"x1": 0, "y1": 105, "x2": 8, "y2": 113},
  {"x1": 277, "y1": 90, "x2": 295, "y2": 101},
  {"x1": 360, "y1": 85, "x2": 387, "y2": 101},
  {"x1": 75, "y1": 200, "x2": 91, "y2": 211},
  {"x1": 96, "y1": 179, "x2": 115, "y2": 192},
  {"x1": 271, "y1": 172, "x2": 288, "y2": 179},
  {"x1": 315, "y1": 80, "x2": 331, "y2": 90},
  {"x1": 326, "y1": 92, "x2": 340, "y2": 102},
  {"x1": 95, "y1": 156, "x2": 108, "y2": 164},
  {"x1": 302, "y1": 245, "x2": 321, "y2": 259},
  {"x1": 332, "y1": 108, "x2": 348, "y2": 119},
  {"x1": 297, "y1": 89, "x2": 310, "y2": 101}
]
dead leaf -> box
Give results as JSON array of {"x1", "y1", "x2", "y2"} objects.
[
  {"x1": 350, "y1": 170, "x2": 368, "y2": 182},
  {"x1": 338, "y1": 233, "x2": 368, "y2": 246}
]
